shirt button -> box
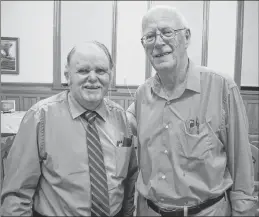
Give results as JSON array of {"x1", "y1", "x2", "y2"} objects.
[
  {"x1": 161, "y1": 175, "x2": 166, "y2": 179},
  {"x1": 165, "y1": 125, "x2": 169, "y2": 129},
  {"x1": 164, "y1": 150, "x2": 168, "y2": 154}
]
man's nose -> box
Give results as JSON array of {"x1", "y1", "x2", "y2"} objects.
[
  {"x1": 87, "y1": 70, "x2": 98, "y2": 82},
  {"x1": 154, "y1": 33, "x2": 165, "y2": 48}
]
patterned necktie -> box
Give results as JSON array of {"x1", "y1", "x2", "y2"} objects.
[{"x1": 84, "y1": 111, "x2": 110, "y2": 216}]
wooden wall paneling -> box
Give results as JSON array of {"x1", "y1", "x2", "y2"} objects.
[
  {"x1": 127, "y1": 99, "x2": 134, "y2": 110},
  {"x1": 245, "y1": 101, "x2": 259, "y2": 135},
  {"x1": 124, "y1": 99, "x2": 129, "y2": 110},
  {"x1": 23, "y1": 97, "x2": 38, "y2": 111}
]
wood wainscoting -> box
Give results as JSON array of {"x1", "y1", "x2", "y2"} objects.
[{"x1": 1, "y1": 83, "x2": 258, "y2": 144}]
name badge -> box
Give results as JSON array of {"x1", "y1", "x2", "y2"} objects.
[{"x1": 117, "y1": 136, "x2": 132, "y2": 147}]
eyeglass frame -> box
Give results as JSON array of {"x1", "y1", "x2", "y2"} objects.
[{"x1": 140, "y1": 28, "x2": 187, "y2": 47}]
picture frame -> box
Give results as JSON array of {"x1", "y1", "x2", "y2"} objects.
[{"x1": 1, "y1": 37, "x2": 20, "y2": 74}]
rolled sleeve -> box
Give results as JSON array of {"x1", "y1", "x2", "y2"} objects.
[
  {"x1": 226, "y1": 86, "x2": 258, "y2": 216},
  {"x1": 1, "y1": 109, "x2": 41, "y2": 216}
]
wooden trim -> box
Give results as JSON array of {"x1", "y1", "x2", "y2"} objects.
[
  {"x1": 53, "y1": 1, "x2": 62, "y2": 89},
  {"x1": 201, "y1": 1, "x2": 210, "y2": 66},
  {"x1": 0, "y1": 83, "x2": 136, "y2": 97},
  {"x1": 111, "y1": 1, "x2": 118, "y2": 88},
  {"x1": 234, "y1": 1, "x2": 244, "y2": 89},
  {"x1": 241, "y1": 86, "x2": 259, "y2": 91},
  {"x1": 145, "y1": 1, "x2": 153, "y2": 80},
  {"x1": 1, "y1": 83, "x2": 56, "y2": 94},
  {"x1": 0, "y1": 0, "x2": 2, "y2": 192}
]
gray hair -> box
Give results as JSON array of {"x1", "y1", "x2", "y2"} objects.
[{"x1": 142, "y1": 5, "x2": 190, "y2": 31}]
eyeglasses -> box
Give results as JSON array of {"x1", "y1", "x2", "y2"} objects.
[{"x1": 141, "y1": 28, "x2": 186, "y2": 46}]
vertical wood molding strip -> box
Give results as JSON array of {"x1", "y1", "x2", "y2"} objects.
[
  {"x1": 53, "y1": 1, "x2": 62, "y2": 89},
  {"x1": 145, "y1": 1, "x2": 153, "y2": 80},
  {"x1": 234, "y1": 1, "x2": 244, "y2": 88},
  {"x1": 201, "y1": 1, "x2": 210, "y2": 66},
  {"x1": 111, "y1": 1, "x2": 118, "y2": 88}
]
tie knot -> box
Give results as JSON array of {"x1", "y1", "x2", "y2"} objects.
[{"x1": 84, "y1": 111, "x2": 97, "y2": 124}]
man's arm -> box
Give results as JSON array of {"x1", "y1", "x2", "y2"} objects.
[
  {"x1": 225, "y1": 85, "x2": 258, "y2": 216},
  {"x1": 126, "y1": 102, "x2": 137, "y2": 136},
  {"x1": 122, "y1": 144, "x2": 139, "y2": 216},
  {"x1": 1, "y1": 109, "x2": 41, "y2": 216}
]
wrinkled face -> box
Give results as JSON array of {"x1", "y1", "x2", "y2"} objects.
[
  {"x1": 142, "y1": 9, "x2": 190, "y2": 73},
  {"x1": 67, "y1": 44, "x2": 111, "y2": 110}
]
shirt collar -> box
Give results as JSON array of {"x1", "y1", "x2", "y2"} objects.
[
  {"x1": 185, "y1": 60, "x2": 201, "y2": 93},
  {"x1": 68, "y1": 91, "x2": 108, "y2": 121},
  {"x1": 151, "y1": 59, "x2": 201, "y2": 95}
]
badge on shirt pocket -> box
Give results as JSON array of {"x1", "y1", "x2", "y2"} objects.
[{"x1": 116, "y1": 135, "x2": 132, "y2": 147}]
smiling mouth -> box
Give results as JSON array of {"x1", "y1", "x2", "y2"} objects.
[
  {"x1": 154, "y1": 52, "x2": 172, "y2": 58},
  {"x1": 84, "y1": 86, "x2": 101, "y2": 90}
]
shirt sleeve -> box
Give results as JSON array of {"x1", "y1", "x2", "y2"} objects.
[
  {"x1": 225, "y1": 85, "x2": 258, "y2": 216},
  {"x1": 122, "y1": 143, "x2": 139, "y2": 216},
  {"x1": 126, "y1": 102, "x2": 137, "y2": 136},
  {"x1": 1, "y1": 108, "x2": 41, "y2": 216}
]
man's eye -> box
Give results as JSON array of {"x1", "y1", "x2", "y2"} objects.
[
  {"x1": 78, "y1": 69, "x2": 89, "y2": 74},
  {"x1": 96, "y1": 69, "x2": 107, "y2": 75},
  {"x1": 162, "y1": 30, "x2": 174, "y2": 37},
  {"x1": 145, "y1": 34, "x2": 155, "y2": 41}
]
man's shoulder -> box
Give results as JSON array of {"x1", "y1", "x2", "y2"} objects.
[
  {"x1": 104, "y1": 98, "x2": 125, "y2": 112},
  {"x1": 197, "y1": 65, "x2": 237, "y2": 89},
  {"x1": 30, "y1": 91, "x2": 68, "y2": 112},
  {"x1": 135, "y1": 76, "x2": 154, "y2": 94}
]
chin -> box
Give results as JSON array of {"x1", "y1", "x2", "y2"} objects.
[{"x1": 155, "y1": 64, "x2": 175, "y2": 72}]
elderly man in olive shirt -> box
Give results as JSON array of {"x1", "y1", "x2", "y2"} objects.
[
  {"x1": 127, "y1": 5, "x2": 258, "y2": 216},
  {"x1": 1, "y1": 41, "x2": 138, "y2": 216}
]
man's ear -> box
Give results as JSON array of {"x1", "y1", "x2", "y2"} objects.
[
  {"x1": 185, "y1": 29, "x2": 191, "y2": 49},
  {"x1": 64, "y1": 65, "x2": 71, "y2": 86},
  {"x1": 109, "y1": 69, "x2": 114, "y2": 83}
]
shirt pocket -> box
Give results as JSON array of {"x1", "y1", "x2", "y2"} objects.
[
  {"x1": 115, "y1": 146, "x2": 131, "y2": 178},
  {"x1": 181, "y1": 117, "x2": 213, "y2": 160}
]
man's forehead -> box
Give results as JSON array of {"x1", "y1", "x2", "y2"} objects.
[
  {"x1": 70, "y1": 43, "x2": 108, "y2": 62},
  {"x1": 74, "y1": 43, "x2": 102, "y2": 56},
  {"x1": 142, "y1": 7, "x2": 184, "y2": 30}
]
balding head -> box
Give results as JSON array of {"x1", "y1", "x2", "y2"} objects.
[
  {"x1": 142, "y1": 5, "x2": 189, "y2": 34},
  {"x1": 66, "y1": 41, "x2": 113, "y2": 70}
]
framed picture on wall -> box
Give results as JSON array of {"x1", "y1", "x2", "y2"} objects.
[{"x1": 1, "y1": 37, "x2": 20, "y2": 74}]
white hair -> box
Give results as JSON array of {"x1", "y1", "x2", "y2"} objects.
[{"x1": 142, "y1": 5, "x2": 190, "y2": 31}]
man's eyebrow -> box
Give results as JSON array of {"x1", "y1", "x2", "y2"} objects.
[
  {"x1": 76, "y1": 66, "x2": 90, "y2": 71},
  {"x1": 96, "y1": 66, "x2": 109, "y2": 71}
]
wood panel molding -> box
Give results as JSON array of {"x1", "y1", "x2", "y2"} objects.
[
  {"x1": 145, "y1": 1, "x2": 153, "y2": 80},
  {"x1": 111, "y1": 0, "x2": 118, "y2": 87},
  {"x1": 53, "y1": 1, "x2": 62, "y2": 89},
  {"x1": 234, "y1": 1, "x2": 244, "y2": 88},
  {"x1": 201, "y1": 1, "x2": 210, "y2": 66}
]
